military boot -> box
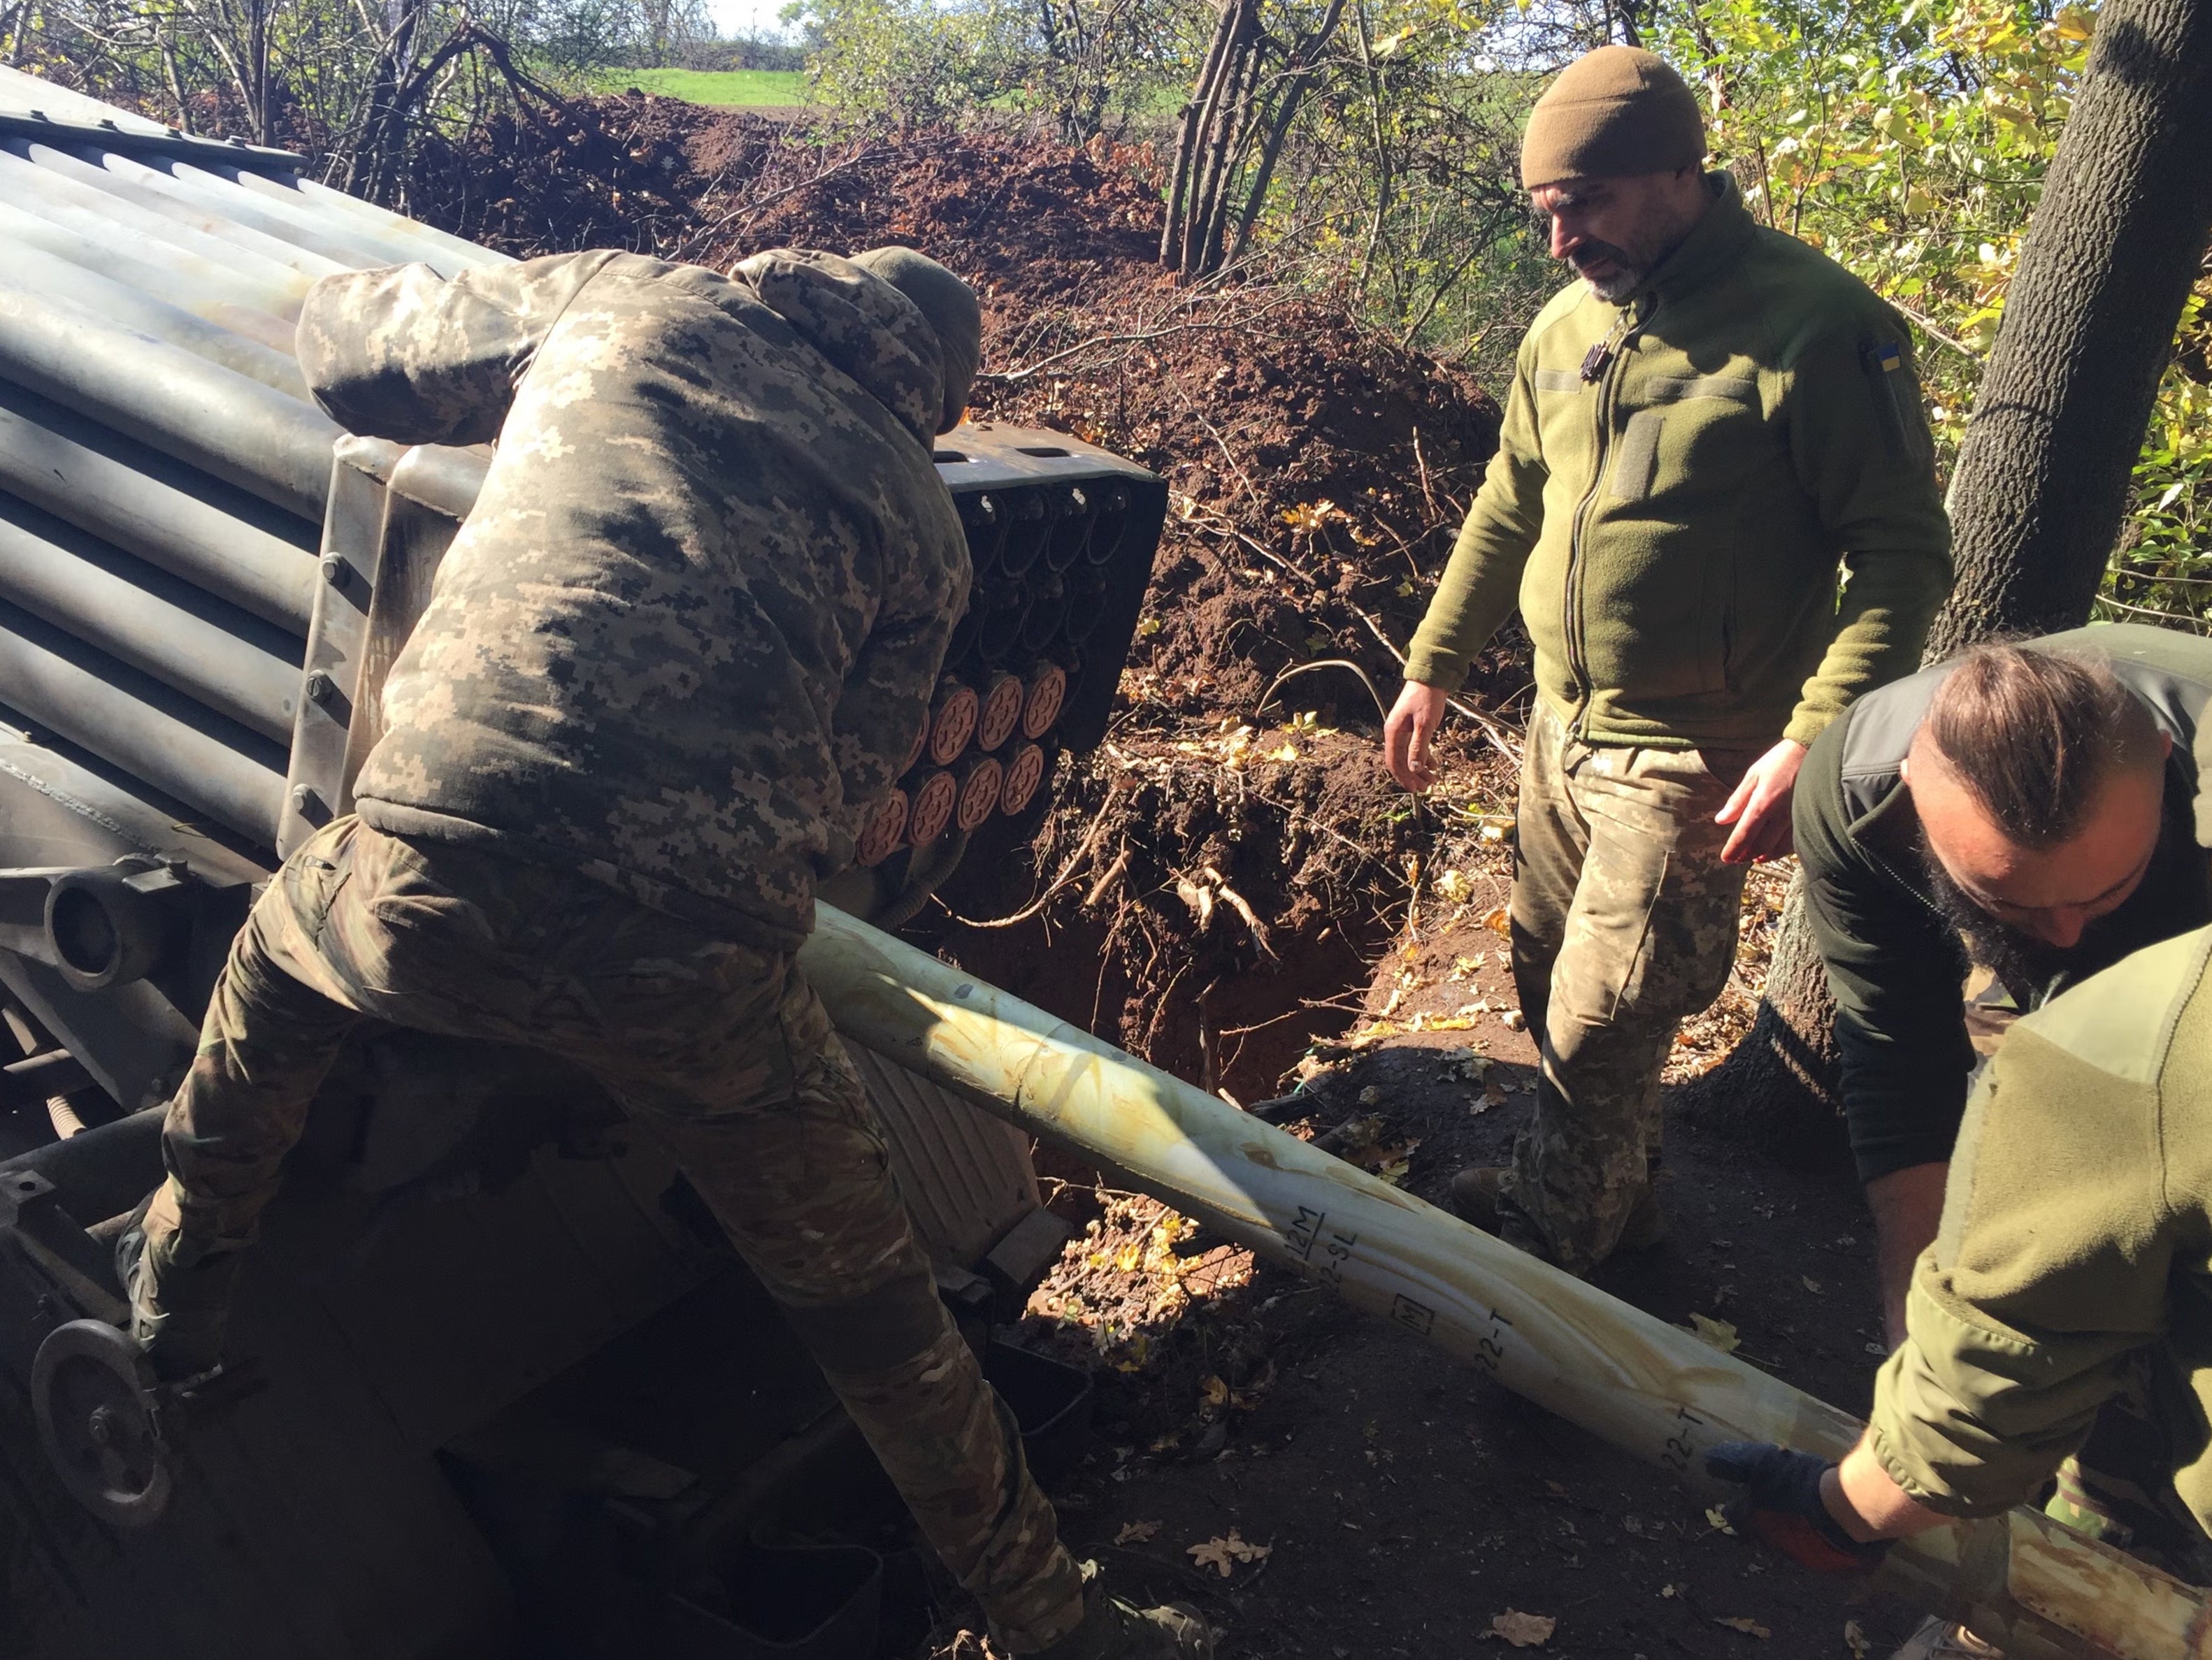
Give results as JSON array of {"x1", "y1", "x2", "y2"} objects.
[
  {"x1": 1026, "y1": 1589, "x2": 1214, "y2": 1660},
  {"x1": 1445, "y1": 1167, "x2": 1665, "y2": 1255}
]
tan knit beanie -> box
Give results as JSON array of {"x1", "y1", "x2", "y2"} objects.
[{"x1": 1520, "y1": 45, "x2": 1706, "y2": 188}]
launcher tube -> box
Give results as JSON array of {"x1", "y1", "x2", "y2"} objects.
[{"x1": 802, "y1": 904, "x2": 2212, "y2": 1660}]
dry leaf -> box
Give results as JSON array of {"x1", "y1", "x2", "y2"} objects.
[
  {"x1": 1486, "y1": 1610, "x2": 1556, "y2": 1647},
  {"x1": 1801, "y1": 1276, "x2": 1823, "y2": 1295},
  {"x1": 1714, "y1": 1616, "x2": 1772, "y2": 1638},
  {"x1": 1479, "y1": 905, "x2": 1511, "y2": 937},
  {"x1": 1200, "y1": 1376, "x2": 1229, "y2": 1408},
  {"x1": 1187, "y1": 1529, "x2": 1271, "y2": 1577},
  {"x1": 1114, "y1": 1520, "x2": 1161, "y2": 1545},
  {"x1": 1687, "y1": 1313, "x2": 1741, "y2": 1352},
  {"x1": 1704, "y1": 1506, "x2": 1737, "y2": 1535},
  {"x1": 1844, "y1": 1619, "x2": 1873, "y2": 1659}
]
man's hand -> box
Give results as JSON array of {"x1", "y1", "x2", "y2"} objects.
[
  {"x1": 1704, "y1": 1441, "x2": 1890, "y2": 1573},
  {"x1": 1867, "y1": 1162, "x2": 1948, "y2": 1350},
  {"x1": 1382, "y1": 681, "x2": 1451, "y2": 792},
  {"x1": 1716, "y1": 738, "x2": 1807, "y2": 864}
]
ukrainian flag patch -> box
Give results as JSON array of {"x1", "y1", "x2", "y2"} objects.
[{"x1": 1876, "y1": 341, "x2": 1903, "y2": 373}]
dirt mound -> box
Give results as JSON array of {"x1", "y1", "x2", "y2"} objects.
[
  {"x1": 677, "y1": 124, "x2": 1508, "y2": 720},
  {"x1": 406, "y1": 91, "x2": 733, "y2": 254}
]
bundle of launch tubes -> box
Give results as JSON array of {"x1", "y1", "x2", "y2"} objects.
[{"x1": 801, "y1": 904, "x2": 2212, "y2": 1660}]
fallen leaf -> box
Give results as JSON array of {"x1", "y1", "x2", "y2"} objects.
[
  {"x1": 1501, "y1": 1009, "x2": 1526, "y2": 1031},
  {"x1": 1480, "y1": 905, "x2": 1511, "y2": 937},
  {"x1": 1114, "y1": 1520, "x2": 1161, "y2": 1545},
  {"x1": 1844, "y1": 1619, "x2": 1873, "y2": 1659},
  {"x1": 1200, "y1": 1376, "x2": 1230, "y2": 1408},
  {"x1": 1686, "y1": 1313, "x2": 1741, "y2": 1353},
  {"x1": 1714, "y1": 1617, "x2": 1772, "y2": 1638},
  {"x1": 1704, "y1": 1507, "x2": 1737, "y2": 1536},
  {"x1": 1485, "y1": 1610, "x2": 1556, "y2": 1647},
  {"x1": 1801, "y1": 1276, "x2": 1823, "y2": 1295},
  {"x1": 1660, "y1": 1582, "x2": 1686, "y2": 1598},
  {"x1": 1187, "y1": 1529, "x2": 1271, "y2": 1576},
  {"x1": 1442, "y1": 1049, "x2": 1493, "y2": 1083}
]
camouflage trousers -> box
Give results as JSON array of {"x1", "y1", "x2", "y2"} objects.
[
  {"x1": 1504, "y1": 702, "x2": 1756, "y2": 1274},
  {"x1": 143, "y1": 816, "x2": 1086, "y2": 1652}
]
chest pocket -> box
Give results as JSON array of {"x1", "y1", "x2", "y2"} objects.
[
  {"x1": 1606, "y1": 373, "x2": 1759, "y2": 503},
  {"x1": 1528, "y1": 368, "x2": 1591, "y2": 477}
]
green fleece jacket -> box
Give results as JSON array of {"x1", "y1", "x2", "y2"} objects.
[
  {"x1": 1869, "y1": 925, "x2": 2212, "y2": 1532},
  {"x1": 1405, "y1": 175, "x2": 1952, "y2": 749}
]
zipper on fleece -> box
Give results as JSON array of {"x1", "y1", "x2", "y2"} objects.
[{"x1": 1562, "y1": 299, "x2": 1649, "y2": 740}]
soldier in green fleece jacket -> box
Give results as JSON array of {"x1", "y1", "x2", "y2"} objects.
[
  {"x1": 1382, "y1": 45, "x2": 1952, "y2": 1272},
  {"x1": 1706, "y1": 915, "x2": 2212, "y2": 1617}
]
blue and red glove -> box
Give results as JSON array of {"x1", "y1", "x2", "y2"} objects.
[{"x1": 1704, "y1": 1441, "x2": 1889, "y2": 1573}]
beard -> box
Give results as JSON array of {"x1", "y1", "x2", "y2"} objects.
[
  {"x1": 1918, "y1": 845, "x2": 2069, "y2": 997},
  {"x1": 1572, "y1": 239, "x2": 1646, "y2": 302}
]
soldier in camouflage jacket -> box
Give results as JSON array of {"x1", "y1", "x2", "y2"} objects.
[
  {"x1": 303, "y1": 245, "x2": 971, "y2": 948},
  {"x1": 118, "y1": 247, "x2": 1211, "y2": 1660}
]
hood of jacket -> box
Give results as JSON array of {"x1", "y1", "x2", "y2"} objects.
[{"x1": 732, "y1": 247, "x2": 947, "y2": 448}]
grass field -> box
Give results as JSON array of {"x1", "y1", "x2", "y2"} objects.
[{"x1": 595, "y1": 68, "x2": 814, "y2": 105}]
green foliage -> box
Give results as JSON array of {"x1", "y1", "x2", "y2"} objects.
[
  {"x1": 791, "y1": 0, "x2": 1198, "y2": 138},
  {"x1": 1658, "y1": 0, "x2": 2212, "y2": 627},
  {"x1": 1263, "y1": 3, "x2": 1547, "y2": 371}
]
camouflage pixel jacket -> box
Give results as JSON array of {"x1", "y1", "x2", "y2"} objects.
[{"x1": 296, "y1": 249, "x2": 972, "y2": 948}]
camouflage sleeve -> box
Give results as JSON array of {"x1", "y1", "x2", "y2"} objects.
[{"x1": 296, "y1": 250, "x2": 622, "y2": 447}]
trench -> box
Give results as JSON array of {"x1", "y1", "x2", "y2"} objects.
[{"x1": 911, "y1": 728, "x2": 1426, "y2": 1111}]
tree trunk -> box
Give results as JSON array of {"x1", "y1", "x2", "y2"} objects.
[
  {"x1": 1697, "y1": 0, "x2": 2212, "y2": 1150},
  {"x1": 1161, "y1": 0, "x2": 1242, "y2": 269},
  {"x1": 1223, "y1": 0, "x2": 1348, "y2": 268},
  {"x1": 1923, "y1": 0, "x2": 2212, "y2": 656}
]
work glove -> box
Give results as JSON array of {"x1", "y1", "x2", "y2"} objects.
[
  {"x1": 1704, "y1": 1441, "x2": 1889, "y2": 1573},
  {"x1": 115, "y1": 1195, "x2": 238, "y2": 1384}
]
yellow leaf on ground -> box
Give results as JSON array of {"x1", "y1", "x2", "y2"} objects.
[
  {"x1": 1486, "y1": 1610, "x2": 1556, "y2": 1647},
  {"x1": 1186, "y1": 1529, "x2": 1270, "y2": 1576},
  {"x1": 1844, "y1": 1619, "x2": 1873, "y2": 1658},
  {"x1": 1714, "y1": 1616, "x2": 1772, "y2": 1638},
  {"x1": 1687, "y1": 1313, "x2": 1741, "y2": 1352},
  {"x1": 1114, "y1": 1520, "x2": 1161, "y2": 1545},
  {"x1": 1704, "y1": 1506, "x2": 1736, "y2": 1535},
  {"x1": 1480, "y1": 905, "x2": 1511, "y2": 937}
]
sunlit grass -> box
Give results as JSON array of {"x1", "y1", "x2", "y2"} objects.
[{"x1": 594, "y1": 68, "x2": 815, "y2": 106}]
